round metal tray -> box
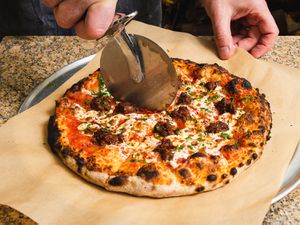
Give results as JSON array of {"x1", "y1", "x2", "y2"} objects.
[{"x1": 19, "y1": 55, "x2": 300, "y2": 204}]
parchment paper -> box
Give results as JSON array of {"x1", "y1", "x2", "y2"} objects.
[{"x1": 0, "y1": 21, "x2": 300, "y2": 225}]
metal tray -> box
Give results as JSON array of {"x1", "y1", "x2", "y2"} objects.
[{"x1": 19, "y1": 55, "x2": 300, "y2": 204}]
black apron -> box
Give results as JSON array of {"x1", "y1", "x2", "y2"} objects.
[{"x1": 0, "y1": 0, "x2": 161, "y2": 39}]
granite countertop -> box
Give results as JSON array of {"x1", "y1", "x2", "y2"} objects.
[{"x1": 0, "y1": 36, "x2": 299, "y2": 224}]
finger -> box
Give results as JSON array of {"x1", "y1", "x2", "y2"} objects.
[
  {"x1": 43, "y1": 0, "x2": 63, "y2": 8},
  {"x1": 233, "y1": 34, "x2": 244, "y2": 44},
  {"x1": 210, "y1": 11, "x2": 235, "y2": 59},
  {"x1": 236, "y1": 26, "x2": 260, "y2": 51},
  {"x1": 250, "y1": 12, "x2": 279, "y2": 58},
  {"x1": 54, "y1": 0, "x2": 91, "y2": 29},
  {"x1": 75, "y1": 0, "x2": 117, "y2": 39}
]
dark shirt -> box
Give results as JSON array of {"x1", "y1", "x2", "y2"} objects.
[{"x1": 0, "y1": 0, "x2": 161, "y2": 39}]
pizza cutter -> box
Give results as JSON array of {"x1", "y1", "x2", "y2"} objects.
[{"x1": 99, "y1": 11, "x2": 178, "y2": 111}]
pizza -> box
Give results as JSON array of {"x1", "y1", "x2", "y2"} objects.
[{"x1": 48, "y1": 58, "x2": 272, "y2": 197}]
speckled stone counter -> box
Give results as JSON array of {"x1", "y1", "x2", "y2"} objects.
[{"x1": 0, "y1": 36, "x2": 299, "y2": 224}]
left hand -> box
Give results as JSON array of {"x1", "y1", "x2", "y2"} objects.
[{"x1": 202, "y1": 0, "x2": 279, "y2": 59}]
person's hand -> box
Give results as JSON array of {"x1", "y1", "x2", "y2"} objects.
[
  {"x1": 202, "y1": 0, "x2": 279, "y2": 59},
  {"x1": 43, "y1": 0, "x2": 117, "y2": 39}
]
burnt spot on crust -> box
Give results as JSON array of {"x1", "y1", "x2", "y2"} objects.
[
  {"x1": 108, "y1": 176, "x2": 128, "y2": 186},
  {"x1": 195, "y1": 186, "x2": 205, "y2": 192},
  {"x1": 206, "y1": 121, "x2": 229, "y2": 133},
  {"x1": 178, "y1": 168, "x2": 191, "y2": 178},
  {"x1": 226, "y1": 79, "x2": 239, "y2": 94},
  {"x1": 177, "y1": 92, "x2": 192, "y2": 105},
  {"x1": 153, "y1": 121, "x2": 174, "y2": 137},
  {"x1": 170, "y1": 106, "x2": 191, "y2": 122},
  {"x1": 48, "y1": 115, "x2": 62, "y2": 155},
  {"x1": 137, "y1": 164, "x2": 159, "y2": 181},
  {"x1": 93, "y1": 130, "x2": 124, "y2": 146},
  {"x1": 215, "y1": 98, "x2": 236, "y2": 114},
  {"x1": 221, "y1": 144, "x2": 239, "y2": 152},
  {"x1": 246, "y1": 159, "x2": 252, "y2": 165},
  {"x1": 221, "y1": 174, "x2": 228, "y2": 179},
  {"x1": 90, "y1": 95, "x2": 112, "y2": 111},
  {"x1": 76, "y1": 156, "x2": 85, "y2": 173},
  {"x1": 190, "y1": 152, "x2": 207, "y2": 159},
  {"x1": 207, "y1": 174, "x2": 217, "y2": 182},
  {"x1": 205, "y1": 82, "x2": 219, "y2": 91},
  {"x1": 154, "y1": 139, "x2": 176, "y2": 161},
  {"x1": 115, "y1": 102, "x2": 136, "y2": 114},
  {"x1": 61, "y1": 148, "x2": 70, "y2": 158},
  {"x1": 241, "y1": 78, "x2": 252, "y2": 90},
  {"x1": 230, "y1": 168, "x2": 237, "y2": 176},
  {"x1": 68, "y1": 77, "x2": 88, "y2": 93},
  {"x1": 252, "y1": 153, "x2": 258, "y2": 160}
]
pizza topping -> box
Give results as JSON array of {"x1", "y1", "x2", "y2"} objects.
[
  {"x1": 108, "y1": 176, "x2": 128, "y2": 186},
  {"x1": 170, "y1": 106, "x2": 191, "y2": 122},
  {"x1": 177, "y1": 92, "x2": 192, "y2": 105},
  {"x1": 93, "y1": 129, "x2": 124, "y2": 146},
  {"x1": 154, "y1": 139, "x2": 176, "y2": 161},
  {"x1": 115, "y1": 102, "x2": 138, "y2": 114},
  {"x1": 206, "y1": 121, "x2": 229, "y2": 133},
  {"x1": 207, "y1": 174, "x2": 217, "y2": 182},
  {"x1": 205, "y1": 82, "x2": 219, "y2": 91},
  {"x1": 153, "y1": 121, "x2": 175, "y2": 137},
  {"x1": 90, "y1": 95, "x2": 112, "y2": 111},
  {"x1": 215, "y1": 98, "x2": 236, "y2": 114},
  {"x1": 137, "y1": 164, "x2": 159, "y2": 181}
]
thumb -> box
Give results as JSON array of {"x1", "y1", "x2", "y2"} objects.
[
  {"x1": 211, "y1": 14, "x2": 234, "y2": 60},
  {"x1": 75, "y1": 0, "x2": 117, "y2": 39}
]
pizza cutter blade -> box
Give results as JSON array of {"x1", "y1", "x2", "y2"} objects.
[{"x1": 99, "y1": 12, "x2": 178, "y2": 111}]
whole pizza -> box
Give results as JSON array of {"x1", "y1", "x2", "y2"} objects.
[{"x1": 48, "y1": 58, "x2": 272, "y2": 197}]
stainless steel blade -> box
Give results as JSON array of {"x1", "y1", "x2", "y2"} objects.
[{"x1": 100, "y1": 34, "x2": 178, "y2": 111}]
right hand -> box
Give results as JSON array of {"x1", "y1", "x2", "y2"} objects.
[{"x1": 43, "y1": 0, "x2": 117, "y2": 39}]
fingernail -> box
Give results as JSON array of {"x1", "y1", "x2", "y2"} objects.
[{"x1": 219, "y1": 46, "x2": 233, "y2": 60}]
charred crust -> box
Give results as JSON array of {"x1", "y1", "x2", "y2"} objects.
[
  {"x1": 137, "y1": 164, "x2": 159, "y2": 181},
  {"x1": 153, "y1": 121, "x2": 174, "y2": 137},
  {"x1": 215, "y1": 98, "x2": 236, "y2": 114},
  {"x1": 246, "y1": 159, "x2": 252, "y2": 165},
  {"x1": 76, "y1": 156, "x2": 85, "y2": 173},
  {"x1": 47, "y1": 115, "x2": 62, "y2": 155},
  {"x1": 69, "y1": 77, "x2": 88, "y2": 92},
  {"x1": 108, "y1": 176, "x2": 128, "y2": 186},
  {"x1": 241, "y1": 78, "x2": 252, "y2": 90},
  {"x1": 61, "y1": 148, "x2": 70, "y2": 158},
  {"x1": 190, "y1": 152, "x2": 207, "y2": 159},
  {"x1": 248, "y1": 143, "x2": 257, "y2": 147},
  {"x1": 221, "y1": 144, "x2": 239, "y2": 152},
  {"x1": 252, "y1": 153, "x2": 258, "y2": 160},
  {"x1": 195, "y1": 186, "x2": 205, "y2": 192},
  {"x1": 230, "y1": 168, "x2": 237, "y2": 176},
  {"x1": 196, "y1": 163, "x2": 203, "y2": 169},
  {"x1": 238, "y1": 163, "x2": 244, "y2": 168},
  {"x1": 207, "y1": 174, "x2": 217, "y2": 182},
  {"x1": 221, "y1": 174, "x2": 227, "y2": 179},
  {"x1": 178, "y1": 168, "x2": 190, "y2": 178},
  {"x1": 206, "y1": 121, "x2": 229, "y2": 133}
]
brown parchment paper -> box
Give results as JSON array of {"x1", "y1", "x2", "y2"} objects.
[{"x1": 0, "y1": 21, "x2": 300, "y2": 225}]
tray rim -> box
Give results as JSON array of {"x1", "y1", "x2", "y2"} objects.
[{"x1": 18, "y1": 55, "x2": 300, "y2": 204}]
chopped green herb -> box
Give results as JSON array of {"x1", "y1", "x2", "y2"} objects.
[
  {"x1": 178, "y1": 145, "x2": 183, "y2": 150},
  {"x1": 142, "y1": 118, "x2": 148, "y2": 121},
  {"x1": 197, "y1": 138, "x2": 205, "y2": 142},
  {"x1": 186, "y1": 135, "x2": 192, "y2": 140},
  {"x1": 221, "y1": 132, "x2": 231, "y2": 139},
  {"x1": 200, "y1": 107, "x2": 213, "y2": 113},
  {"x1": 142, "y1": 159, "x2": 147, "y2": 163},
  {"x1": 130, "y1": 159, "x2": 138, "y2": 163},
  {"x1": 239, "y1": 96, "x2": 254, "y2": 102},
  {"x1": 208, "y1": 94, "x2": 220, "y2": 101},
  {"x1": 188, "y1": 145, "x2": 194, "y2": 150}
]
